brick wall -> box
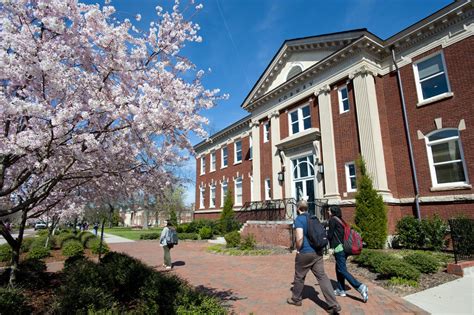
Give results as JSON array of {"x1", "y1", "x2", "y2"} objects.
[
  {"x1": 240, "y1": 221, "x2": 293, "y2": 248},
  {"x1": 260, "y1": 118, "x2": 273, "y2": 200}
]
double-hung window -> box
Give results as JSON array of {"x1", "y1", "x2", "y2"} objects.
[
  {"x1": 338, "y1": 86, "x2": 350, "y2": 113},
  {"x1": 221, "y1": 181, "x2": 228, "y2": 206},
  {"x1": 200, "y1": 156, "x2": 206, "y2": 175},
  {"x1": 234, "y1": 140, "x2": 242, "y2": 163},
  {"x1": 199, "y1": 187, "x2": 205, "y2": 209},
  {"x1": 221, "y1": 147, "x2": 228, "y2": 168},
  {"x1": 265, "y1": 178, "x2": 272, "y2": 200},
  {"x1": 426, "y1": 129, "x2": 468, "y2": 187},
  {"x1": 345, "y1": 162, "x2": 357, "y2": 192},
  {"x1": 210, "y1": 152, "x2": 216, "y2": 172},
  {"x1": 264, "y1": 121, "x2": 270, "y2": 143},
  {"x1": 289, "y1": 105, "x2": 311, "y2": 135},
  {"x1": 235, "y1": 177, "x2": 242, "y2": 206},
  {"x1": 210, "y1": 185, "x2": 216, "y2": 208},
  {"x1": 413, "y1": 52, "x2": 451, "y2": 103}
]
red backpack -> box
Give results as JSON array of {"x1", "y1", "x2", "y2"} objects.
[{"x1": 334, "y1": 217, "x2": 363, "y2": 255}]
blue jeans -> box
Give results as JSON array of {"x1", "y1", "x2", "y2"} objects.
[{"x1": 334, "y1": 251, "x2": 361, "y2": 291}]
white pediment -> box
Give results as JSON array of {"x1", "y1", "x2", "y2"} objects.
[{"x1": 263, "y1": 48, "x2": 338, "y2": 94}]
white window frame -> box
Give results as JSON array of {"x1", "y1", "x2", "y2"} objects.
[
  {"x1": 209, "y1": 185, "x2": 216, "y2": 208},
  {"x1": 234, "y1": 177, "x2": 243, "y2": 206},
  {"x1": 234, "y1": 140, "x2": 242, "y2": 164},
  {"x1": 263, "y1": 121, "x2": 270, "y2": 143},
  {"x1": 345, "y1": 162, "x2": 357, "y2": 192},
  {"x1": 250, "y1": 176, "x2": 254, "y2": 201},
  {"x1": 210, "y1": 151, "x2": 216, "y2": 172},
  {"x1": 200, "y1": 156, "x2": 206, "y2": 175},
  {"x1": 221, "y1": 181, "x2": 228, "y2": 206},
  {"x1": 249, "y1": 136, "x2": 253, "y2": 160},
  {"x1": 288, "y1": 104, "x2": 311, "y2": 135},
  {"x1": 425, "y1": 129, "x2": 469, "y2": 188},
  {"x1": 413, "y1": 52, "x2": 451, "y2": 104},
  {"x1": 338, "y1": 85, "x2": 350, "y2": 113},
  {"x1": 199, "y1": 186, "x2": 205, "y2": 209},
  {"x1": 264, "y1": 178, "x2": 272, "y2": 200},
  {"x1": 221, "y1": 146, "x2": 228, "y2": 168}
]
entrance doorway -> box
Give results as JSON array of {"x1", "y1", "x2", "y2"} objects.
[{"x1": 292, "y1": 155, "x2": 316, "y2": 215}]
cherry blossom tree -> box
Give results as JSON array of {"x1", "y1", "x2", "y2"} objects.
[{"x1": 0, "y1": 0, "x2": 222, "y2": 286}]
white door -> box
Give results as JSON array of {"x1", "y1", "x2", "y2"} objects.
[{"x1": 292, "y1": 155, "x2": 316, "y2": 215}]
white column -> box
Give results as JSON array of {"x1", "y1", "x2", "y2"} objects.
[
  {"x1": 270, "y1": 111, "x2": 282, "y2": 199},
  {"x1": 350, "y1": 66, "x2": 390, "y2": 194},
  {"x1": 250, "y1": 120, "x2": 262, "y2": 201},
  {"x1": 316, "y1": 85, "x2": 340, "y2": 199}
]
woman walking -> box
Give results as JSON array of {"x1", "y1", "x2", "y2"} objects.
[{"x1": 327, "y1": 206, "x2": 368, "y2": 302}]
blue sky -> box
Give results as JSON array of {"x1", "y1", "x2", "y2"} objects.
[{"x1": 89, "y1": 0, "x2": 452, "y2": 205}]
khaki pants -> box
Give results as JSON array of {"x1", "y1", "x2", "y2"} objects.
[
  {"x1": 291, "y1": 251, "x2": 339, "y2": 309},
  {"x1": 163, "y1": 245, "x2": 171, "y2": 267}
]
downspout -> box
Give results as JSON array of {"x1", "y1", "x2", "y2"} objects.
[{"x1": 391, "y1": 49, "x2": 421, "y2": 220}]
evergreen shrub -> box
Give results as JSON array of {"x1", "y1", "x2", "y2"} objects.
[
  {"x1": 199, "y1": 226, "x2": 213, "y2": 240},
  {"x1": 178, "y1": 233, "x2": 199, "y2": 240},
  {"x1": 20, "y1": 237, "x2": 35, "y2": 253},
  {"x1": 403, "y1": 252, "x2": 439, "y2": 273},
  {"x1": 396, "y1": 215, "x2": 447, "y2": 250},
  {"x1": 62, "y1": 240, "x2": 84, "y2": 257},
  {"x1": 378, "y1": 259, "x2": 420, "y2": 281},
  {"x1": 354, "y1": 157, "x2": 387, "y2": 249},
  {"x1": 27, "y1": 246, "x2": 49, "y2": 260},
  {"x1": 139, "y1": 233, "x2": 160, "y2": 240},
  {"x1": 0, "y1": 244, "x2": 12, "y2": 262},
  {"x1": 0, "y1": 288, "x2": 31, "y2": 315},
  {"x1": 88, "y1": 239, "x2": 110, "y2": 255},
  {"x1": 240, "y1": 234, "x2": 256, "y2": 250},
  {"x1": 224, "y1": 231, "x2": 240, "y2": 248}
]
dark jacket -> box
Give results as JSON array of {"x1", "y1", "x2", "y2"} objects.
[{"x1": 327, "y1": 216, "x2": 345, "y2": 249}]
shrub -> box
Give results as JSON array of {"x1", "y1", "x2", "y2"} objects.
[
  {"x1": 27, "y1": 246, "x2": 49, "y2": 260},
  {"x1": 354, "y1": 157, "x2": 387, "y2": 249},
  {"x1": 240, "y1": 234, "x2": 256, "y2": 250},
  {"x1": 37, "y1": 229, "x2": 49, "y2": 237},
  {"x1": 0, "y1": 288, "x2": 32, "y2": 315},
  {"x1": 199, "y1": 226, "x2": 213, "y2": 240},
  {"x1": 378, "y1": 258, "x2": 420, "y2": 281},
  {"x1": 62, "y1": 240, "x2": 84, "y2": 257},
  {"x1": 140, "y1": 233, "x2": 160, "y2": 240},
  {"x1": 388, "y1": 277, "x2": 418, "y2": 287},
  {"x1": 403, "y1": 252, "x2": 439, "y2": 273},
  {"x1": 88, "y1": 238, "x2": 110, "y2": 255},
  {"x1": 100, "y1": 252, "x2": 154, "y2": 302},
  {"x1": 224, "y1": 231, "x2": 241, "y2": 248},
  {"x1": 138, "y1": 271, "x2": 183, "y2": 313},
  {"x1": 56, "y1": 257, "x2": 115, "y2": 313},
  {"x1": 220, "y1": 189, "x2": 240, "y2": 234},
  {"x1": 57, "y1": 233, "x2": 77, "y2": 248},
  {"x1": 178, "y1": 233, "x2": 199, "y2": 240},
  {"x1": 177, "y1": 223, "x2": 189, "y2": 233},
  {"x1": 187, "y1": 219, "x2": 220, "y2": 235},
  {"x1": 353, "y1": 249, "x2": 397, "y2": 273},
  {"x1": 0, "y1": 244, "x2": 12, "y2": 262},
  {"x1": 20, "y1": 237, "x2": 36, "y2": 253},
  {"x1": 396, "y1": 215, "x2": 448, "y2": 250},
  {"x1": 31, "y1": 236, "x2": 51, "y2": 250},
  {"x1": 422, "y1": 215, "x2": 447, "y2": 250},
  {"x1": 79, "y1": 231, "x2": 96, "y2": 247},
  {"x1": 449, "y1": 216, "x2": 474, "y2": 257},
  {"x1": 17, "y1": 259, "x2": 47, "y2": 289},
  {"x1": 175, "y1": 286, "x2": 226, "y2": 314}
]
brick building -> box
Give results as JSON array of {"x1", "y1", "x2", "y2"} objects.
[{"x1": 193, "y1": 1, "x2": 474, "y2": 240}]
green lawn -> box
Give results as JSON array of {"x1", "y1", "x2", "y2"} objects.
[{"x1": 104, "y1": 227, "x2": 163, "y2": 240}]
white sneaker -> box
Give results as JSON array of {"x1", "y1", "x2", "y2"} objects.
[
  {"x1": 334, "y1": 289, "x2": 347, "y2": 297},
  {"x1": 165, "y1": 266, "x2": 172, "y2": 270},
  {"x1": 358, "y1": 284, "x2": 368, "y2": 303}
]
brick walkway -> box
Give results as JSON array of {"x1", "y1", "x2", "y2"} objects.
[{"x1": 108, "y1": 241, "x2": 428, "y2": 315}]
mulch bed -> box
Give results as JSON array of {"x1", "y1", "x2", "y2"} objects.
[{"x1": 326, "y1": 255, "x2": 461, "y2": 297}]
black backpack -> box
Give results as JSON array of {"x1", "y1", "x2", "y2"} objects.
[
  {"x1": 303, "y1": 213, "x2": 328, "y2": 251},
  {"x1": 166, "y1": 227, "x2": 179, "y2": 248}
]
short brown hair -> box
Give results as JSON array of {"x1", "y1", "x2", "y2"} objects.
[{"x1": 297, "y1": 200, "x2": 308, "y2": 212}]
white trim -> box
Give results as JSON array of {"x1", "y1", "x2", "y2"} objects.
[
  {"x1": 425, "y1": 128, "x2": 469, "y2": 188},
  {"x1": 199, "y1": 186, "x2": 205, "y2": 209},
  {"x1": 210, "y1": 151, "x2": 216, "y2": 172},
  {"x1": 249, "y1": 135, "x2": 253, "y2": 160},
  {"x1": 413, "y1": 51, "x2": 452, "y2": 104},
  {"x1": 338, "y1": 85, "x2": 350, "y2": 113},
  {"x1": 221, "y1": 146, "x2": 228, "y2": 169},
  {"x1": 417, "y1": 92, "x2": 453, "y2": 107},
  {"x1": 209, "y1": 184, "x2": 216, "y2": 208},
  {"x1": 263, "y1": 121, "x2": 270, "y2": 143},
  {"x1": 264, "y1": 178, "x2": 272, "y2": 200},
  {"x1": 345, "y1": 162, "x2": 357, "y2": 192},
  {"x1": 200, "y1": 156, "x2": 206, "y2": 175},
  {"x1": 288, "y1": 103, "x2": 311, "y2": 136},
  {"x1": 234, "y1": 176, "x2": 243, "y2": 206},
  {"x1": 234, "y1": 140, "x2": 242, "y2": 164}
]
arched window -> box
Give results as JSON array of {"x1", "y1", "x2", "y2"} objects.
[
  {"x1": 286, "y1": 65, "x2": 302, "y2": 81},
  {"x1": 425, "y1": 129, "x2": 468, "y2": 186}
]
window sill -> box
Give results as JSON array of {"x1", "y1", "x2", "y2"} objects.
[
  {"x1": 233, "y1": 161, "x2": 242, "y2": 166},
  {"x1": 221, "y1": 165, "x2": 228, "y2": 170},
  {"x1": 430, "y1": 184, "x2": 471, "y2": 191},
  {"x1": 210, "y1": 170, "x2": 216, "y2": 173},
  {"x1": 417, "y1": 92, "x2": 453, "y2": 107}
]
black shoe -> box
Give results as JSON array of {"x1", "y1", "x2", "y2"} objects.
[
  {"x1": 286, "y1": 297, "x2": 302, "y2": 306},
  {"x1": 326, "y1": 305, "x2": 341, "y2": 314}
]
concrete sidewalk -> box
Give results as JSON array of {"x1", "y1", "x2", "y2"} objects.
[
  {"x1": 0, "y1": 229, "x2": 35, "y2": 245},
  {"x1": 404, "y1": 267, "x2": 474, "y2": 315},
  {"x1": 101, "y1": 232, "x2": 135, "y2": 244}
]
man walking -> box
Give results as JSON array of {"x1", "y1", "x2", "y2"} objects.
[{"x1": 287, "y1": 200, "x2": 341, "y2": 314}]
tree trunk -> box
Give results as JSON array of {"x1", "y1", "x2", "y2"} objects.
[{"x1": 142, "y1": 198, "x2": 149, "y2": 230}]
